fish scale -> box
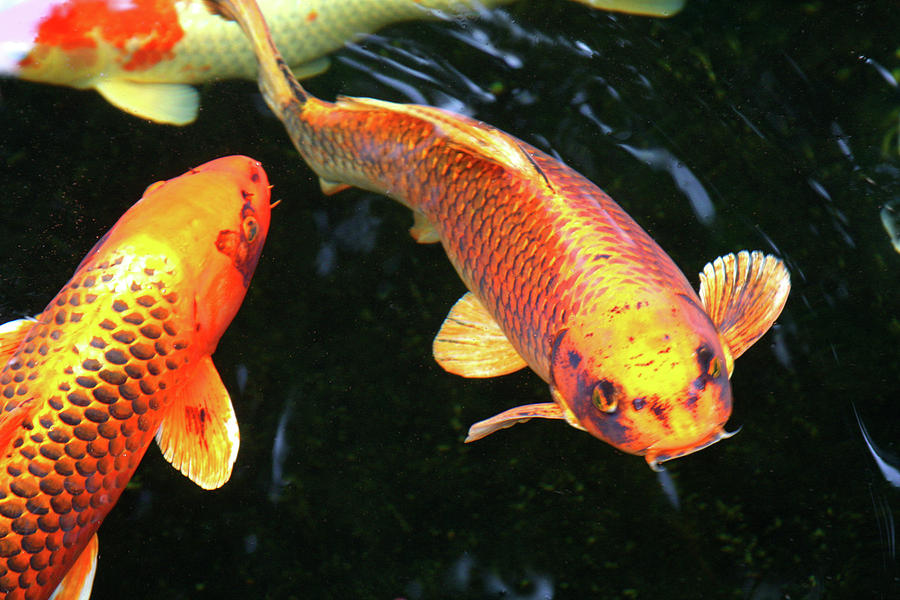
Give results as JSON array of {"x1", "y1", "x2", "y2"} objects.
[{"x1": 0, "y1": 251, "x2": 192, "y2": 599}]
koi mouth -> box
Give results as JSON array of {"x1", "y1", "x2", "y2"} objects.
[{"x1": 643, "y1": 426, "x2": 741, "y2": 471}]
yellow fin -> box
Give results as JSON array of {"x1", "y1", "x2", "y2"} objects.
[
  {"x1": 433, "y1": 292, "x2": 528, "y2": 378},
  {"x1": 155, "y1": 355, "x2": 240, "y2": 490},
  {"x1": 410, "y1": 211, "x2": 440, "y2": 244},
  {"x1": 698, "y1": 251, "x2": 790, "y2": 364},
  {"x1": 319, "y1": 177, "x2": 351, "y2": 195},
  {"x1": 466, "y1": 402, "x2": 566, "y2": 442},
  {"x1": 571, "y1": 0, "x2": 685, "y2": 17},
  {"x1": 49, "y1": 533, "x2": 98, "y2": 600},
  {"x1": 94, "y1": 80, "x2": 199, "y2": 125},
  {"x1": 291, "y1": 56, "x2": 331, "y2": 80},
  {"x1": 0, "y1": 317, "x2": 36, "y2": 364}
]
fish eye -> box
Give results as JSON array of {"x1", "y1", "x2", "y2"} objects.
[
  {"x1": 708, "y1": 357, "x2": 721, "y2": 378},
  {"x1": 591, "y1": 379, "x2": 619, "y2": 413},
  {"x1": 242, "y1": 216, "x2": 259, "y2": 242}
]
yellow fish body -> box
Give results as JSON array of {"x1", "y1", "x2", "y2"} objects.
[{"x1": 0, "y1": 0, "x2": 684, "y2": 124}]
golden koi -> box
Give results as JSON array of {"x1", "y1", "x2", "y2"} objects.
[
  {"x1": 216, "y1": 0, "x2": 790, "y2": 469},
  {"x1": 0, "y1": 155, "x2": 271, "y2": 599},
  {"x1": 0, "y1": 0, "x2": 684, "y2": 125}
]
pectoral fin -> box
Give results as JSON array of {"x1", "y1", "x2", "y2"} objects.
[
  {"x1": 49, "y1": 533, "x2": 98, "y2": 600},
  {"x1": 466, "y1": 402, "x2": 566, "y2": 442},
  {"x1": 155, "y1": 355, "x2": 240, "y2": 490},
  {"x1": 95, "y1": 80, "x2": 200, "y2": 125},
  {"x1": 0, "y1": 317, "x2": 35, "y2": 363},
  {"x1": 698, "y1": 251, "x2": 790, "y2": 370},
  {"x1": 433, "y1": 292, "x2": 528, "y2": 377}
]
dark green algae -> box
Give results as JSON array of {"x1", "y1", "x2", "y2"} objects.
[{"x1": 2, "y1": 0, "x2": 900, "y2": 598}]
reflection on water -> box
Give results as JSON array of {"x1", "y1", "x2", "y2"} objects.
[{"x1": 2, "y1": 0, "x2": 900, "y2": 598}]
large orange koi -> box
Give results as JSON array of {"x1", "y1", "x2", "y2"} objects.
[
  {"x1": 0, "y1": 155, "x2": 271, "y2": 599},
  {"x1": 217, "y1": 0, "x2": 790, "y2": 469},
  {"x1": 0, "y1": 0, "x2": 684, "y2": 125}
]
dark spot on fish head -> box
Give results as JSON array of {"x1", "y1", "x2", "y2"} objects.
[{"x1": 567, "y1": 350, "x2": 581, "y2": 369}]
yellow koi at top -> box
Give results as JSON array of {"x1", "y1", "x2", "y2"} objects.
[
  {"x1": 217, "y1": 0, "x2": 790, "y2": 469},
  {"x1": 0, "y1": 156, "x2": 271, "y2": 599},
  {"x1": 0, "y1": 0, "x2": 685, "y2": 125}
]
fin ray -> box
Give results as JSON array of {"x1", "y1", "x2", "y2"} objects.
[
  {"x1": 433, "y1": 292, "x2": 527, "y2": 378},
  {"x1": 95, "y1": 80, "x2": 200, "y2": 125},
  {"x1": 0, "y1": 318, "x2": 36, "y2": 364},
  {"x1": 698, "y1": 251, "x2": 790, "y2": 363},
  {"x1": 155, "y1": 355, "x2": 240, "y2": 490},
  {"x1": 466, "y1": 402, "x2": 566, "y2": 442}
]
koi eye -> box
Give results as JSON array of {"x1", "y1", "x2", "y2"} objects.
[
  {"x1": 708, "y1": 357, "x2": 721, "y2": 379},
  {"x1": 242, "y1": 216, "x2": 259, "y2": 243},
  {"x1": 591, "y1": 379, "x2": 620, "y2": 413}
]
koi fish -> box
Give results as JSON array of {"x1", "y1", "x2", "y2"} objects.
[
  {"x1": 215, "y1": 0, "x2": 790, "y2": 469},
  {"x1": 0, "y1": 155, "x2": 271, "y2": 599},
  {"x1": 0, "y1": 0, "x2": 684, "y2": 125}
]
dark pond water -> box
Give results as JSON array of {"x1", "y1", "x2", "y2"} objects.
[{"x1": 2, "y1": 0, "x2": 900, "y2": 598}]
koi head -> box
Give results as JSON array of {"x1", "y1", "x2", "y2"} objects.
[
  {"x1": 96, "y1": 155, "x2": 271, "y2": 352},
  {"x1": 549, "y1": 293, "x2": 733, "y2": 469}
]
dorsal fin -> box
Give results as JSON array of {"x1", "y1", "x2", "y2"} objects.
[
  {"x1": 698, "y1": 251, "x2": 790, "y2": 362},
  {"x1": 333, "y1": 97, "x2": 548, "y2": 185}
]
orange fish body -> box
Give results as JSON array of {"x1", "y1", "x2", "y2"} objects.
[
  {"x1": 218, "y1": 0, "x2": 789, "y2": 467},
  {"x1": 0, "y1": 155, "x2": 270, "y2": 599}
]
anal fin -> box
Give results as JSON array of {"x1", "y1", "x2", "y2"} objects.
[
  {"x1": 155, "y1": 355, "x2": 240, "y2": 490},
  {"x1": 698, "y1": 250, "x2": 790, "y2": 368},
  {"x1": 466, "y1": 402, "x2": 566, "y2": 442},
  {"x1": 433, "y1": 292, "x2": 528, "y2": 378},
  {"x1": 49, "y1": 533, "x2": 98, "y2": 600}
]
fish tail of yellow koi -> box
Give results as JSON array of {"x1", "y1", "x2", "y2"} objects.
[{"x1": 206, "y1": 0, "x2": 310, "y2": 112}]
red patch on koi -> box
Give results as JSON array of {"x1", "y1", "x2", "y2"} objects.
[
  {"x1": 184, "y1": 405, "x2": 209, "y2": 449},
  {"x1": 29, "y1": 0, "x2": 184, "y2": 71}
]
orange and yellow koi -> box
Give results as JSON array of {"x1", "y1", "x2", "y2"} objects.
[
  {"x1": 0, "y1": 0, "x2": 684, "y2": 125},
  {"x1": 0, "y1": 156, "x2": 270, "y2": 599},
  {"x1": 216, "y1": 0, "x2": 790, "y2": 469}
]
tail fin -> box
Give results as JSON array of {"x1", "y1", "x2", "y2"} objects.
[{"x1": 204, "y1": 0, "x2": 309, "y2": 110}]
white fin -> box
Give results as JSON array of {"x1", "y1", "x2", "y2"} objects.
[
  {"x1": 49, "y1": 533, "x2": 98, "y2": 600},
  {"x1": 410, "y1": 211, "x2": 440, "y2": 244},
  {"x1": 433, "y1": 292, "x2": 528, "y2": 378},
  {"x1": 95, "y1": 80, "x2": 200, "y2": 125},
  {"x1": 699, "y1": 251, "x2": 790, "y2": 365},
  {"x1": 572, "y1": 0, "x2": 685, "y2": 16},
  {"x1": 155, "y1": 355, "x2": 240, "y2": 490}
]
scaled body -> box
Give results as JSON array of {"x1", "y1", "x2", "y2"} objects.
[
  {"x1": 0, "y1": 156, "x2": 270, "y2": 599},
  {"x1": 219, "y1": 0, "x2": 789, "y2": 468}
]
